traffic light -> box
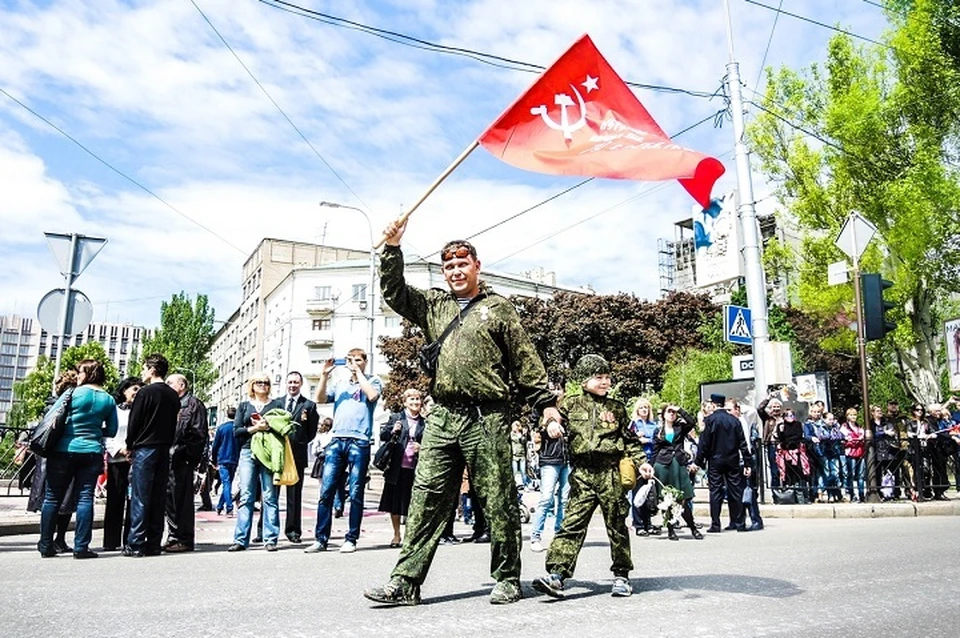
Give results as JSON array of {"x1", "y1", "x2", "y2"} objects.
[{"x1": 861, "y1": 273, "x2": 895, "y2": 341}]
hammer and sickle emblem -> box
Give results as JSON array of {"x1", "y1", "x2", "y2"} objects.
[{"x1": 530, "y1": 84, "x2": 587, "y2": 141}]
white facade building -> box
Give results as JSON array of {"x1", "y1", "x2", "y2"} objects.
[
  {"x1": 208, "y1": 247, "x2": 588, "y2": 417},
  {"x1": 208, "y1": 239, "x2": 369, "y2": 419}
]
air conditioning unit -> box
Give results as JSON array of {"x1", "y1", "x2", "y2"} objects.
[{"x1": 359, "y1": 300, "x2": 368, "y2": 310}]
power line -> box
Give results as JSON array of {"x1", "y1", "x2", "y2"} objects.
[
  {"x1": 259, "y1": 0, "x2": 721, "y2": 99},
  {"x1": 744, "y1": 0, "x2": 887, "y2": 47},
  {"x1": 0, "y1": 86, "x2": 247, "y2": 255},
  {"x1": 753, "y1": 0, "x2": 784, "y2": 93},
  {"x1": 188, "y1": 0, "x2": 371, "y2": 212}
]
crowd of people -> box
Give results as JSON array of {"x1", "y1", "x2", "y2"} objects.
[
  {"x1": 15, "y1": 223, "x2": 960, "y2": 607},
  {"x1": 760, "y1": 397, "x2": 960, "y2": 503}
]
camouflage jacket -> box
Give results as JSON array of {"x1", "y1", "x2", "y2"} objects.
[
  {"x1": 380, "y1": 245, "x2": 555, "y2": 412},
  {"x1": 559, "y1": 389, "x2": 646, "y2": 469}
]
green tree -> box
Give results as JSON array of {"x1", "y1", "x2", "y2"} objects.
[
  {"x1": 749, "y1": 0, "x2": 960, "y2": 404},
  {"x1": 9, "y1": 341, "x2": 119, "y2": 427},
  {"x1": 659, "y1": 348, "x2": 731, "y2": 417},
  {"x1": 377, "y1": 322, "x2": 430, "y2": 412},
  {"x1": 135, "y1": 292, "x2": 216, "y2": 401}
]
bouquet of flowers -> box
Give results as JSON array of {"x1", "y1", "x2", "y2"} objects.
[{"x1": 656, "y1": 480, "x2": 685, "y2": 527}]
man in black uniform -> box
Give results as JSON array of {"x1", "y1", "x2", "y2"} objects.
[{"x1": 695, "y1": 393, "x2": 753, "y2": 533}]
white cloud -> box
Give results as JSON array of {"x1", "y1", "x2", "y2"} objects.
[{"x1": 0, "y1": 0, "x2": 888, "y2": 328}]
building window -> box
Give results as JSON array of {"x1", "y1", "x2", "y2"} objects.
[
  {"x1": 384, "y1": 316, "x2": 401, "y2": 328},
  {"x1": 311, "y1": 318, "x2": 331, "y2": 331},
  {"x1": 352, "y1": 283, "x2": 367, "y2": 303},
  {"x1": 314, "y1": 286, "x2": 332, "y2": 300}
]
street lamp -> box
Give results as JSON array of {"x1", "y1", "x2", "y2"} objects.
[{"x1": 318, "y1": 201, "x2": 377, "y2": 374}]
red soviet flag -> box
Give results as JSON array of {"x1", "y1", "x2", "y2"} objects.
[{"x1": 478, "y1": 34, "x2": 724, "y2": 208}]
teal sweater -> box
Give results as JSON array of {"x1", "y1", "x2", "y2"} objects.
[{"x1": 55, "y1": 386, "x2": 119, "y2": 454}]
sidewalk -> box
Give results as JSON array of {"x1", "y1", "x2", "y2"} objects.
[{"x1": 3, "y1": 476, "x2": 960, "y2": 537}]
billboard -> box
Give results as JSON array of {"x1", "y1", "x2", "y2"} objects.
[
  {"x1": 947, "y1": 317, "x2": 960, "y2": 393},
  {"x1": 693, "y1": 191, "x2": 742, "y2": 287}
]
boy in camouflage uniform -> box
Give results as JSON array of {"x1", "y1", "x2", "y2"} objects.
[
  {"x1": 364, "y1": 222, "x2": 561, "y2": 606},
  {"x1": 533, "y1": 354, "x2": 653, "y2": 598}
]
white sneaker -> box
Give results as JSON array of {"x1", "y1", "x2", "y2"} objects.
[
  {"x1": 530, "y1": 539, "x2": 544, "y2": 553},
  {"x1": 339, "y1": 540, "x2": 357, "y2": 553}
]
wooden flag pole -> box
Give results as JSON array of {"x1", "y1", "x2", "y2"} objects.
[{"x1": 372, "y1": 140, "x2": 480, "y2": 249}]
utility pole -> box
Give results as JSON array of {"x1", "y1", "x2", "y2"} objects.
[{"x1": 724, "y1": 0, "x2": 770, "y2": 401}]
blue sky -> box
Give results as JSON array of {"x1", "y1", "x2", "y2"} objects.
[{"x1": 0, "y1": 0, "x2": 889, "y2": 328}]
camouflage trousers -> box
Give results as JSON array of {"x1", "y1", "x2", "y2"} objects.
[
  {"x1": 544, "y1": 464, "x2": 633, "y2": 579},
  {"x1": 391, "y1": 403, "x2": 521, "y2": 585}
]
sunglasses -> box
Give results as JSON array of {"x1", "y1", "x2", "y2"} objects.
[
  {"x1": 441, "y1": 245, "x2": 472, "y2": 261},
  {"x1": 665, "y1": 408, "x2": 677, "y2": 414},
  {"x1": 254, "y1": 380, "x2": 270, "y2": 385}
]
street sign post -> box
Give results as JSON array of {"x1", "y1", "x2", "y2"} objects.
[
  {"x1": 833, "y1": 212, "x2": 879, "y2": 501},
  {"x1": 41, "y1": 232, "x2": 107, "y2": 393},
  {"x1": 724, "y1": 304, "x2": 753, "y2": 345}
]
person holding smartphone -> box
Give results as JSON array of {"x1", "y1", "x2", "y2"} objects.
[{"x1": 305, "y1": 348, "x2": 382, "y2": 555}]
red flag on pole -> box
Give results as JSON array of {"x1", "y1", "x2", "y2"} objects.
[{"x1": 478, "y1": 34, "x2": 724, "y2": 208}]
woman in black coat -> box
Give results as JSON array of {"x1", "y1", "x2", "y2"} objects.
[
  {"x1": 652, "y1": 404, "x2": 703, "y2": 541},
  {"x1": 377, "y1": 388, "x2": 426, "y2": 547}
]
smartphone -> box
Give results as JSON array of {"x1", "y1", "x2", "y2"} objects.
[
  {"x1": 251, "y1": 412, "x2": 260, "y2": 419},
  {"x1": 333, "y1": 358, "x2": 347, "y2": 366}
]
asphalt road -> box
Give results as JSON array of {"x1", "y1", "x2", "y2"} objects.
[{"x1": 2, "y1": 507, "x2": 958, "y2": 638}]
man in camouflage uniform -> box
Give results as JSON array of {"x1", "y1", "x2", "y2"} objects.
[
  {"x1": 533, "y1": 354, "x2": 653, "y2": 598},
  {"x1": 364, "y1": 221, "x2": 561, "y2": 606}
]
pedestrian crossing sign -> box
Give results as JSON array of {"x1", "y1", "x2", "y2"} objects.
[{"x1": 724, "y1": 304, "x2": 753, "y2": 345}]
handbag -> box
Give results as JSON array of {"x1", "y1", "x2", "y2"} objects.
[
  {"x1": 373, "y1": 431, "x2": 400, "y2": 472},
  {"x1": 273, "y1": 437, "x2": 300, "y2": 486},
  {"x1": 310, "y1": 454, "x2": 324, "y2": 479},
  {"x1": 29, "y1": 387, "x2": 74, "y2": 458},
  {"x1": 772, "y1": 487, "x2": 798, "y2": 505},
  {"x1": 619, "y1": 457, "x2": 637, "y2": 490},
  {"x1": 418, "y1": 298, "x2": 481, "y2": 376},
  {"x1": 633, "y1": 478, "x2": 656, "y2": 509}
]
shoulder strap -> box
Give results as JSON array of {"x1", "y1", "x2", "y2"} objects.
[{"x1": 431, "y1": 296, "x2": 483, "y2": 348}]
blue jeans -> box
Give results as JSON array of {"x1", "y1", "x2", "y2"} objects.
[
  {"x1": 512, "y1": 457, "x2": 528, "y2": 487},
  {"x1": 531, "y1": 463, "x2": 570, "y2": 540},
  {"x1": 234, "y1": 448, "x2": 280, "y2": 546},
  {"x1": 314, "y1": 437, "x2": 369, "y2": 544},
  {"x1": 766, "y1": 443, "x2": 780, "y2": 488},
  {"x1": 843, "y1": 456, "x2": 865, "y2": 500},
  {"x1": 128, "y1": 446, "x2": 170, "y2": 552},
  {"x1": 217, "y1": 464, "x2": 236, "y2": 513},
  {"x1": 39, "y1": 452, "x2": 102, "y2": 554}
]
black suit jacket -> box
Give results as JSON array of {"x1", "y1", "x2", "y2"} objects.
[
  {"x1": 696, "y1": 409, "x2": 753, "y2": 470},
  {"x1": 267, "y1": 395, "x2": 319, "y2": 469}
]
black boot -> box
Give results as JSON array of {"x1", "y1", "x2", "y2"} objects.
[
  {"x1": 667, "y1": 524, "x2": 679, "y2": 541},
  {"x1": 682, "y1": 503, "x2": 703, "y2": 540}
]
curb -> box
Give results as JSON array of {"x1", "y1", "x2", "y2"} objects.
[{"x1": 692, "y1": 501, "x2": 960, "y2": 519}]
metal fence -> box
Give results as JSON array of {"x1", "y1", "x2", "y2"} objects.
[{"x1": 757, "y1": 437, "x2": 960, "y2": 504}]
